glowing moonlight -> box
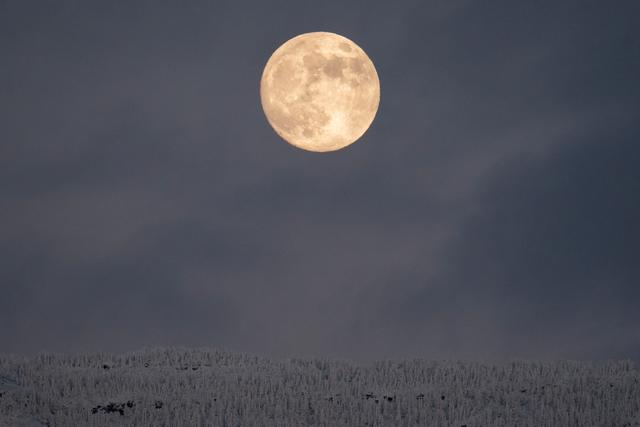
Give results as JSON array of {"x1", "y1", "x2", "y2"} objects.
[{"x1": 260, "y1": 32, "x2": 380, "y2": 152}]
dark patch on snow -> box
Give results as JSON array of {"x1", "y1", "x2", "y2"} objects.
[{"x1": 91, "y1": 401, "x2": 134, "y2": 416}]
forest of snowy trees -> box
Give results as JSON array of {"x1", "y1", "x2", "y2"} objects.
[{"x1": 1, "y1": 347, "x2": 639, "y2": 426}]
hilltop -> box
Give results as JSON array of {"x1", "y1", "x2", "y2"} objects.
[{"x1": 1, "y1": 347, "x2": 639, "y2": 426}]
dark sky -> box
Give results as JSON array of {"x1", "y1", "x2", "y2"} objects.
[{"x1": 1, "y1": 0, "x2": 639, "y2": 361}]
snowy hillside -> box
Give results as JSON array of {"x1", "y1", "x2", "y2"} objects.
[{"x1": 1, "y1": 347, "x2": 639, "y2": 426}]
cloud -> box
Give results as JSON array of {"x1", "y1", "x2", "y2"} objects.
[
  {"x1": 0, "y1": 0, "x2": 638, "y2": 360},
  {"x1": 365, "y1": 126, "x2": 640, "y2": 360}
]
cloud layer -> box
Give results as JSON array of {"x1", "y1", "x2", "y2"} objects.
[{"x1": 1, "y1": 0, "x2": 639, "y2": 360}]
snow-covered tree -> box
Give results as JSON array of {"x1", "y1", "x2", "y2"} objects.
[{"x1": 0, "y1": 347, "x2": 638, "y2": 426}]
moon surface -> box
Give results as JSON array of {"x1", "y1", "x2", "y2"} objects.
[{"x1": 260, "y1": 32, "x2": 380, "y2": 152}]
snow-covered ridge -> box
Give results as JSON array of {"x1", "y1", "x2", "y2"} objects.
[{"x1": 0, "y1": 347, "x2": 639, "y2": 426}]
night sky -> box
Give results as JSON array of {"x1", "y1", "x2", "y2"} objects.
[{"x1": 1, "y1": 0, "x2": 639, "y2": 361}]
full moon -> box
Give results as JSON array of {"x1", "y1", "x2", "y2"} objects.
[{"x1": 260, "y1": 32, "x2": 380, "y2": 152}]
